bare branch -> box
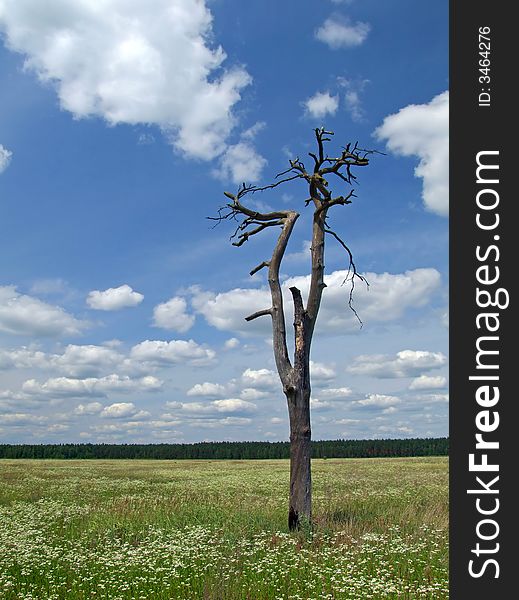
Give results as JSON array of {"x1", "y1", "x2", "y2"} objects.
[
  {"x1": 232, "y1": 219, "x2": 284, "y2": 247},
  {"x1": 250, "y1": 173, "x2": 304, "y2": 193},
  {"x1": 245, "y1": 308, "x2": 272, "y2": 322},
  {"x1": 250, "y1": 261, "x2": 270, "y2": 276},
  {"x1": 324, "y1": 226, "x2": 369, "y2": 326}
]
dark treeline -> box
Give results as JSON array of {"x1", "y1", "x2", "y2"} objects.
[{"x1": 0, "y1": 438, "x2": 448, "y2": 460}]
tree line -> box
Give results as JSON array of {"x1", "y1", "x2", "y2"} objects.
[{"x1": 0, "y1": 438, "x2": 448, "y2": 460}]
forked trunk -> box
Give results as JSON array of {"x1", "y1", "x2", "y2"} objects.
[{"x1": 287, "y1": 386, "x2": 312, "y2": 530}]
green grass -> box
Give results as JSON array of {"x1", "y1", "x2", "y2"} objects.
[{"x1": 0, "y1": 458, "x2": 448, "y2": 599}]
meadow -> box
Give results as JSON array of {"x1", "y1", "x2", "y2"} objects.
[{"x1": 0, "y1": 457, "x2": 448, "y2": 599}]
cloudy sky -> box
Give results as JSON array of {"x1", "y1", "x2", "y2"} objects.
[{"x1": 0, "y1": 0, "x2": 448, "y2": 444}]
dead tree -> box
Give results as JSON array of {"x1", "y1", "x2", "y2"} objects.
[{"x1": 213, "y1": 128, "x2": 374, "y2": 530}]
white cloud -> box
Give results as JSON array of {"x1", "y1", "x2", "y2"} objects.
[
  {"x1": 374, "y1": 91, "x2": 449, "y2": 216},
  {"x1": 413, "y1": 393, "x2": 449, "y2": 404},
  {"x1": 22, "y1": 374, "x2": 162, "y2": 398},
  {"x1": 337, "y1": 77, "x2": 369, "y2": 123},
  {"x1": 214, "y1": 120, "x2": 267, "y2": 183},
  {"x1": 212, "y1": 399, "x2": 256, "y2": 414},
  {"x1": 87, "y1": 284, "x2": 143, "y2": 311},
  {"x1": 0, "y1": 144, "x2": 12, "y2": 173},
  {"x1": 187, "y1": 382, "x2": 227, "y2": 397},
  {"x1": 224, "y1": 337, "x2": 240, "y2": 350},
  {"x1": 131, "y1": 339, "x2": 216, "y2": 367},
  {"x1": 285, "y1": 269, "x2": 441, "y2": 330},
  {"x1": 74, "y1": 402, "x2": 103, "y2": 415},
  {"x1": 153, "y1": 296, "x2": 194, "y2": 332},
  {"x1": 190, "y1": 285, "x2": 271, "y2": 335},
  {"x1": 46, "y1": 423, "x2": 70, "y2": 433},
  {"x1": 344, "y1": 90, "x2": 364, "y2": 122},
  {"x1": 0, "y1": 347, "x2": 48, "y2": 370},
  {"x1": 225, "y1": 417, "x2": 253, "y2": 425},
  {"x1": 168, "y1": 398, "x2": 256, "y2": 416},
  {"x1": 191, "y1": 268, "x2": 441, "y2": 336},
  {"x1": 101, "y1": 402, "x2": 138, "y2": 419},
  {"x1": 54, "y1": 344, "x2": 124, "y2": 377},
  {"x1": 408, "y1": 375, "x2": 447, "y2": 390},
  {"x1": 215, "y1": 141, "x2": 267, "y2": 184},
  {"x1": 0, "y1": 413, "x2": 47, "y2": 425},
  {"x1": 316, "y1": 387, "x2": 352, "y2": 399},
  {"x1": 310, "y1": 398, "x2": 334, "y2": 411},
  {"x1": 241, "y1": 121, "x2": 266, "y2": 140},
  {"x1": 377, "y1": 424, "x2": 414, "y2": 435},
  {"x1": 0, "y1": 285, "x2": 85, "y2": 336},
  {"x1": 304, "y1": 91, "x2": 339, "y2": 119},
  {"x1": 347, "y1": 350, "x2": 447, "y2": 378},
  {"x1": 315, "y1": 16, "x2": 370, "y2": 49},
  {"x1": 241, "y1": 368, "x2": 279, "y2": 390},
  {"x1": 0, "y1": 0, "x2": 251, "y2": 159},
  {"x1": 353, "y1": 394, "x2": 401, "y2": 407},
  {"x1": 310, "y1": 361, "x2": 336, "y2": 381},
  {"x1": 239, "y1": 388, "x2": 269, "y2": 401}
]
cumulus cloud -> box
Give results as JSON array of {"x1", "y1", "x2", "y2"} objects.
[
  {"x1": 353, "y1": 394, "x2": 401, "y2": 407},
  {"x1": 0, "y1": 0, "x2": 251, "y2": 159},
  {"x1": 310, "y1": 361, "x2": 336, "y2": 381},
  {"x1": 167, "y1": 398, "x2": 256, "y2": 416},
  {"x1": 310, "y1": 398, "x2": 334, "y2": 411},
  {"x1": 347, "y1": 350, "x2": 447, "y2": 378},
  {"x1": 74, "y1": 402, "x2": 103, "y2": 415},
  {"x1": 187, "y1": 382, "x2": 227, "y2": 397},
  {"x1": 22, "y1": 374, "x2": 162, "y2": 398},
  {"x1": 241, "y1": 368, "x2": 279, "y2": 390},
  {"x1": 239, "y1": 388, "x2": 269, "y2": 401},
  {"x1": 408, "y1": 375, "x2": 447, "y2": 390},
  {"x1": 0, "y1": 347, "x2": 48, "y2": 370},
  {"x1": 224, "y1": 338, "x2": 240, "y2": 350},
  {"x1": 190, "y1": 285, "x2": 271, "y2": 336},
  {"x1": 212, "y1": 399, "x2": 256, "y2": 414},
  {"x1": 191, "y1": 268, "x2": 441, "y2": 336},
  {"x1": 87, "y1": 285, "x2": 143, "y2": 311},
  {"x1": 413, "y1": 393, "x2": 449, "y2": 404},
  {"x1": 101, "y1": 402, "x2": 139, "y2": 419},
  {"x1": 0, "y1": 144, "x2": 12, "y2": 173},
  {"x1": 216, "y1": 140, "x2": 267, "y2": 184},
  {"x1": 315, "y1": 16, "x2": 370, "y2": 49},
  {"x1": 304, "y1": 92, "x2": 339, "y2": 119},
  {"x1": 153, "y1": 296, "x2": 195, "y2": 333},
  {"x1": 316, "y1": 387, "x2": 352, "y2": 399},
  {"x1": 0, "y1": 412, "x2": 47, "y2": 425},
  {"x1": 131, "y1": 339, "x2": 216, "y2": 367},
  {"x1": 0, "y1": 285, "x2": 85, "y2": 336},
  {"x1": 374, "y1": 91, "x2": 449, "y2": 216},
  {"x1": 53, "y1": 344, "x2": 125, "y2": 377}
]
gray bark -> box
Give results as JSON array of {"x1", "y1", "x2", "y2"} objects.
[{"x1": 218, "y1": 128, "x2": 371, "y2": 531}]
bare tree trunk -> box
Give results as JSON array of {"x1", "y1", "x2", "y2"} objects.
[
  {"x1": 217, "y1": 128, "x2": 372, "y2": 533},
  {"x1": 287, "y1": 286, "x2": 312, "y2": 530},
  {"x1": 287, "y1": 386, "x2": 312, "y2": 530}
]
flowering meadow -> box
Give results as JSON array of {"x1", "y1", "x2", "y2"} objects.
[{"x1": 0, "y1": 458, "x2": 448, "y2": 599}]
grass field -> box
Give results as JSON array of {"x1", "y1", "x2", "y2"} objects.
[{"x1": 0, "y1": 457, "x2": 448, "y2": 599}]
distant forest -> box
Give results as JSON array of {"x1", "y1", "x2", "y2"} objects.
[{"x1": 0, "y1": 438, "x2": 448, "y2": 460}]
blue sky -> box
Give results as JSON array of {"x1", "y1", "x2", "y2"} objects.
[{"x1": 0, "y1": 0, "x2": 448, "y2": 444}]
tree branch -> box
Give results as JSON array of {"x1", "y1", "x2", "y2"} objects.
[
  {"x1": 324, "y1": 226, "x2": 369, "y2": 327},
  {"x1": 249, "y1": 261, "x2": 270, "y2": 276},
  {"x1": 232, "y1": 219, "x2": 284, "y2": 247},
  {"x1": 245, "y1": 308, "x2": 272, "y2": 321}
]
